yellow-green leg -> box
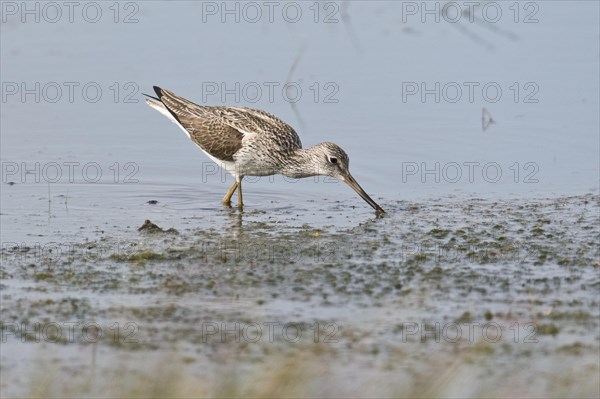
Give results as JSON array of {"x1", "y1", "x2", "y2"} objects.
[
  {"x1": 222, "y1": 181, "x2": 238, "y2": 206},
  {"x1": 237, "y1": 179, "x2": 243, "y2": 209}
]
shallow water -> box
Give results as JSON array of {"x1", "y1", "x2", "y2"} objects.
[
  {"x1": 1, "y1": 195, "x2": 599, "y2": 397},
  {"x1": 1, "y1": 1, "x2": 599, "y2": 397}
]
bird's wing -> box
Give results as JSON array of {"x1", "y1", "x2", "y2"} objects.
[
  {"x1": 153, "y1": 87, "x2": 303, "y2": 161},
  {"x1": 215, "y1": 106, "x2": 302, "y2": 147},
  {"x1": 153, "y1": 86, "x2": 244, "y2": 162}
]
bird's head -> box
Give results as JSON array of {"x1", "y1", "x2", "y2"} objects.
[{"x1": 310, "y1": 142, "x2": 385, "y2": 213}]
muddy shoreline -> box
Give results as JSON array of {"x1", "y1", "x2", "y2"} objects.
[{"x1": 1, "y1": 194, "x2": 598, "y2": 397}]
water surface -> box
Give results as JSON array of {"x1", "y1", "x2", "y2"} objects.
[{"x1": 1, "y1": 1, "x2": 599, "y2": 397}]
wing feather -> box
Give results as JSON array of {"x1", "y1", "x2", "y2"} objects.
[
  {"x1": 154, "y1": 87, "x2": 243, "y2": 161},
  {"x1": 151, "y1": 86, "x2": 303, "y2": 162}
]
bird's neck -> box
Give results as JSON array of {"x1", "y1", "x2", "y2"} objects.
[{"x1": 281, "y1": 147, "x2": 322, "y2": 178}]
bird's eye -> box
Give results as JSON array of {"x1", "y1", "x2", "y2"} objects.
[{"x1": 328, "y1": 157, "x2": 338, "y2": 164}]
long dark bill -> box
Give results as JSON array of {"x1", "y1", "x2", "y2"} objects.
[{"x1": 343, "y1": 174, "x2": 385, "y2": 213}]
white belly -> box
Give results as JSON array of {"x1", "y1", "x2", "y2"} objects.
[{"x1": 200, "y1": 147, "x2": 238, "y2": 178}]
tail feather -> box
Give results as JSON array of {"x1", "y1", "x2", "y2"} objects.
[
  {"x1": 142, "y1": 92, "x2": 160, "y2": 101},
  {"x1": 153, "y1": 86, "x2": 165, "y2": 99},
  {"x1": 145, "y1": 97, "x2": 179, "y2": 125}
]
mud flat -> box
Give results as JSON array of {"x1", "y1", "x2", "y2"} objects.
[{"x1": 1, "y1": 194, "x2": 598, "y2": 398}]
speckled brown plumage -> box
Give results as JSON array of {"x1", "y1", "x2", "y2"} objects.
[
  {"x1": 145, "y1": 86, "x2": 384, "y2": 213},
  {"x1": 153, "y1": 86, "x2": 301, "y2": 164}
]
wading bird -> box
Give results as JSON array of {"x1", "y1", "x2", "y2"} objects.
[{"x1": 145, "y1": 86, "x2": 384, "y2": 213}]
